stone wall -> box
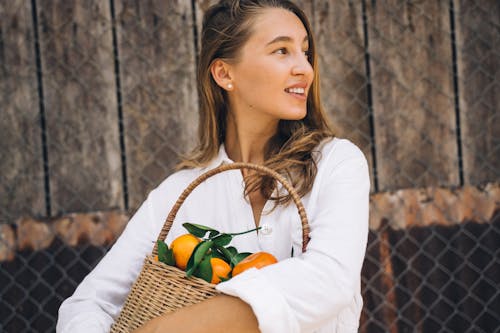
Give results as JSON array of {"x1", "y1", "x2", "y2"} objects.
[{"x1": 1, "y1": 183, "x2": 498, "y2": 262}]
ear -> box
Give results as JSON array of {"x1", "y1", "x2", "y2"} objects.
[{"x1": 210, "y1": 59, "x2": 234, "y2": 91}]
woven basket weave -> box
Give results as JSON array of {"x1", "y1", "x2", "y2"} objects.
[{"x1": 110, "y1": 162, "x2": 310, "y2": 332}]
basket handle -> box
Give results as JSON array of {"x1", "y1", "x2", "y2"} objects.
[{"x1": 153, "y1": 162, "x2": 310, "y2": 255}]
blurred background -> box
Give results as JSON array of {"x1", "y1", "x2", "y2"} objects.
[{"x1": 0, "y1": 0, "x2": 498, "y2": 332}]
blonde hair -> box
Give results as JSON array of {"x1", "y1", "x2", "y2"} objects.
[{"x1": 179, "y1": 0, "x2": 334, "y2": 204}]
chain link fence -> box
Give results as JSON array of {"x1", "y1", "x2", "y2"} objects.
[{"x1": 1, "y1": 0, "x2": 499, "y2": 332}]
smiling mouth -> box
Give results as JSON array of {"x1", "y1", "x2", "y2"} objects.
[{"x1": 284, "y1": 87, "x2": 306, "y2": 95}]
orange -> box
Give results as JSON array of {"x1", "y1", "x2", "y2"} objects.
[
  {"x1": 210, "y1": 257, "x2": 231, "y2": 284},
  {"x1": 170, "y1": 234, "x2": 201, "y2": 270},
  {"x1": 232, "y1": 252, "x2": 278, "y2": 277}
]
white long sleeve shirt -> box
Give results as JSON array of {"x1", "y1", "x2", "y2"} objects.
[{"x1": 57, "y1": 137, "x2": 370, "y2": 333}]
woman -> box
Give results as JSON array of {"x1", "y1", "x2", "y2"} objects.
[{"x1": 57, "y1": 0, "x2": 370, "y2": 332}]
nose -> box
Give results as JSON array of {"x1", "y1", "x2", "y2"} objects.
[{"x1": 291, "y1": 54, "x2": 313, "y2": 78}]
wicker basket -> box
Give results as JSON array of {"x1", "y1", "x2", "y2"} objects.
[{"x1": 110, "y1": 162, "x2": 310, "y2": 332}]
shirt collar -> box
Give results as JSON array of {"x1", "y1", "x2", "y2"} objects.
[
  {"x1": 205, "y1": 143, "x2": 234, "y2": 170},
  {"x1": 204, "y1": 144, "x2": 289, "y2": 206}
]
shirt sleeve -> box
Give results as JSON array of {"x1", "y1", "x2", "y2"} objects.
[
  {"x1": 216, "y1": 141, "x2": 370, "y2": 333},
  {"x1": 56, "y1": 172, "x2": 186, "y2": 333}
]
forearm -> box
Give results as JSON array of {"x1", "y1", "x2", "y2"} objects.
[{"x1": 134, "y1": 295, "x2": 260, "y2": 333}]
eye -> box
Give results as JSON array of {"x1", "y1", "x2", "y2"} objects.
[{"x1": 274, "y1": 47, "x2": 288, "y2": 55}]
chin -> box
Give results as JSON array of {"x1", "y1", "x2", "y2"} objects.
[{"x1": 283, "y1": 109, "x2": 307, "y2": 121}]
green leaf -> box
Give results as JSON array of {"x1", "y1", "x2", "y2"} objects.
[
  {"x1": 165, "y1": 247, "x2": 175, "y2": 266},
  {"x1": 214, "y1": 245, "x2": 234, "y2": 263},
  {"x1": 194, "y1": 254, "x2": 213, "y2": 283},
  {"x1": 226, "y1": 246, "x2": 238, "y2": 257},
  {"x1": 212, "y1": 233, "x2": 232, "y2": 247},
  {"x1": 211, "y1": 248, "x2": 226, "y2": 260},
  {"x1": 157, "y1": 241, "x2": 175, "y2": 266},
  {"x1": 232, "y1": 252, "x2": 252, "y2": 267},
  {"x1": 209, "y1": 230, "x2": 220, "y2": 238},
  {"x1": 186, "y1": 240, "x2": 213, "y2": 277},
  {"x1": 183, "y1": 223, "x2": 219, "y2": 238},
  {"x1": 157, "y1": 240, "x2": 167, "y2": 260}
]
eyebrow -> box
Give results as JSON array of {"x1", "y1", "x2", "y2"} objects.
[{"x1": 266, "y1": 35, "x2": 309, "y2": 46}]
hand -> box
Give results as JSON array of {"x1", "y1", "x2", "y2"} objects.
[{"x1": 133, "y1": 295, "x2": 260, "y2": 333}]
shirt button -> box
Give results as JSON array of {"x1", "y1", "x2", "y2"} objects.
[{"x1": 260, "y1": 224, "x2": 273, "y2": 235}]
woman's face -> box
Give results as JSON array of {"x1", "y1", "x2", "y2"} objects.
[{"x1": 227, "y1": 8, "x2": 313, "y2": 123}]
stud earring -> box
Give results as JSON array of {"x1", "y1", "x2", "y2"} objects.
[{"x1": 227, "y1": 83, "x2": 233, "y2": 89}]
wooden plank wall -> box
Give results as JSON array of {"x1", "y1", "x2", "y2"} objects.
[
  {"x1": 0, "y1": 0, "x2": 498, "y2": 223},
  {"x1": 454, "y1": 0, "x2": 500, "y2": 185},
  {"x1": 313, "y1": 1, "x2": 374, "y2": 188},
  {"x1": 366, "y1": 0, "x2": 459, "y2": 191},
  {"x1": 114, "y1": 0, "x2": 198, "y2": 208},
  {"x1": 36, "y1": 0, "x2": 123, "y2": 214},
  {"x1": 0, "y1": 1, "x2": 45, "y2": 222}
]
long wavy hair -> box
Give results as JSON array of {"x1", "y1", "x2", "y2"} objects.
[{"x1": 179, "y1": 0, "x2": 334, "y2": 204}]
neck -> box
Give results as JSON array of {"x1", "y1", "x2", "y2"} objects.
[{"x1": 224, "y1": 112, "x2": 278, "y2": 165}]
